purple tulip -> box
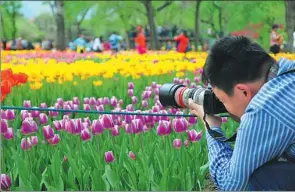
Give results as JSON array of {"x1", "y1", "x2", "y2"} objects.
[
  {"x1": 188, "y1": 116, "x2": 197, "y2": 125},
  {"x1": 187, "y1": 130, "x2": 202, "y2": 142},
  {"x1": 89, "y1": 97, "x2": 97, "y2": 105},
  {"x1": 124, "y1": 124, "x2": 133, "y2": 134},
  {"x1": 31, "y1": 136, "x2": 38, "y2": 146},
  {"x1": 72, "y1": 97, "x2": 80, "y2": 105},
  {"x1": 48, "y1": 134, "x2": 60, "y2": 145},
  {"x1": 159, "y1": 110, "x2": 169, "y2": 121},
  {"x1": 96, "y1": 105, "x2": 104, "y2": 111},
  {"x1": 49, "y1": 107, "x2": 59, "y2": 117},
  {"x1": 156, "y1": 120, "x2": 172, "y2": 136},
  {"x1": 43, "y1": 125, "x2": 54, "y2": 140},
  {"x1": 72, "y1": 104, "x2": 79, "y2": 110},
  {"x1": 1, "y1": 119, "x2": 8, "y2": 134},
  {"x1": 222, "y1": 117, "x2": 228, "y2": 123},
  {"x1": 40, "y1": 103, "x2": 47, "y2": 108},
  {"x1": 83, "y1": 104, "x2": 91, "y2": 111},
  {"x1": 194, "y1": 77, "x2": 200, "y2": 83},
  {"x1": 21, "y1": 110, "x2": 31, "y2": 120},
  {"x1": 179, "y1": 79, "x2": 184, "y2": 84},
  {"x1": 6, "y1": 110, "x2": 15, "y2": 120},
  {"x1": 126, "y1": 104, "x2": 134, "y2": 111},
  {"x1": 31, "y1": 107, "x2": 40, "y2": 118},
  {"x1": 1, "y1": 110, "x2": 6, "y2": 119},
  {"x1": 1, "y1": 174, "x2": 12, "y2": 190},
  {"x1": 142, "y1": 100, "x2": 148, "y2": 108},
  {"x1": 100, "y1": 114, "x2": 114, "y2": 129},
  {"x1": 131, "y1": 96, "x2": 138, "y2": 104},
  {"x1": 91, "y1": 119, "x2": 104, "y2": 135},
  {"x1": 111, "y1": 125, "x2": 120, "y2": 136},
  {"x1": 63, "y1": 104, "x2": 72, "y2": 115},
  {"x1": 57, "y1": 98, "x2": 64, "y2": 106},
  {"x1": 81, "y1": 128, "x2": 91, "y2": 141},
  {"x1": 53, "y1": 120, "x2": 63, "y2": 131},
  {"x1": 104, "y1": 151, "x2": 115, "y2": 163},
  {"x1": 190, "y1": 83, "x2": 197, "y2": 88},
  {"x1": 23, "y1": 100, "x2": 31, "y2": 108},
  {"x1": 173, "y1": 78, "x2": 179, "y2": 84},
  {"x1": 154, "y1": 95, "x2": 159, "y2": 102},
  {"x1": 173, "y1": 139, "x2": 182, "y2": 149},
  {"x1": 103, "y1": 97, "x2": 110, "y2": 105},
  {"x1": 84, "y1": 117, "x2": 91, "y2": 127},
  {"x1": 97, "y1": 98, "x2": 103, "y2": 105},
  {"x1": 127, "y1": 89, "x2": 134, "y2": 97},
  {"x1": 4, "y1": 128, "x2": 14, "y2": 140},
  {"x1": 154, "y1": 88, "x2": 160, "y2": 95},
  {"x1": 172, "y1": 118, "x2": 188, "y2": 133},
  {"x1": 110, "y1": 96, "x2": 117, "y2": 107},
  {"x1": 129, "y1": 151, "x2": 136, "y2": 160},
  {"x1": 21, "y1": 119, "x2": 37, "y2": 135},
  {"x1": 128, "y1": 82, "x2": 134, "y2": 89},
  {"x1": 21, "y1": 138, "x2": 32, "y2": 151},
  {"x1": 39, "y1": 113, "x2": 48, "y2": 124},
  {"x1": 118, "y1": 99, "x2": 124, "y2": 106},
  {"x1": 151, "y1": 82, "x2": 157, "y2": 89},
  {"x1": 84, "y1": 97, "x2": 90, "y2": 104},
  {"x1": 131, "y1": 119, "x2": 144, "y2": 134}
]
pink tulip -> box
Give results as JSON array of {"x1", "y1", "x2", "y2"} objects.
[
  {"x1": 49, "y1": 107, "x2": 59, "y2": 117},
  {"x1": 31, "y1": 107, "x2": 40, "y2": 118},
  {"x1": 131, "y1": 119, "x2": 144, "y2": 134},
  {"x1": 104, "y1": 151, "x2": 115, "y2": 163},
  {"x1": 194, "y1": 77, "x2": 200, "y2": 83},
  {"x1": 21, "y1": 119, "x2": 37, "y2": 135},
  {"x1": 40, "y1": 103, "x2": 47, "y2": 108},
  {"x1": 157, "y1": 120, "x2": 172, "y2": 136},
  {"x1": 118, "y1": 99, "x2": 124, "y2": 106},
  {"x1": 72, "y1": 97, "x2": 80, "y2": 105},
  {"x1": 131, "y1": 96, "x2": 138, "y2": 104},
  {"x1": 103, "y1": 97, "x2": 110, "y2": 105},
  {"x1": 151, "y1": 82, "x2": 157, "y2": 89},
  {"x1": 84, "y1": 117, "x2": 91, "y2": 127},
  {"x1": 129, "y1": 151, "x2": 136, "y2": 160},
  {"x1": 6, "y1": 110, "x2": 15, "y2": 120},
  {"x1": 100, "y1": 114, "x2": 114, "y2": 129},
  {"x1": 64, "y1": 104, "x2": 72, "y2": 115},
  {"x1": 1, "y1": 119, "x2": 8, "y2": 134},
  {"x1": 97, "y1": 98, "x2": 103, "y2": 105},
  {"x1": 31, "y1": 136, "x2": 38, "y2": 146},
  {"x1": 159, "y1": 110, "x2": 169, "y2": 121},
  {"x1": 39, "y1": 113, "x2": 48, "y2": 124},
  {"x1": 81, "y1": 128, "x2": 91, "y2": 141},
  {"x1": 188, "y1": 116, "x2": 197, "y2": 125},
  {"x1": 173, "y1": 78, "x2": 179, "y2": 84},
  {"x1": 128, "y1": 89, "x2": 134, "y2": 97},
  {"x1": 142, "y1": 100, "x2": 148, "y2": 108},
  {"x1": 126, "y1": 104, "x2": 134, "y2": 111},
  {"x1": 21, "y1": 110, "x2": 31, "y2": 120},
  {"x1": 23, "y1": 100, "x2": 31, "y2": 108},
  {"x1": 179, "y1": 79, "x2": 184, "y2": 84},
  {"x1": 128, "y1": 82, "x2": 134, "y2": 89},
  {"x1": 111, "y1": 125, "x2": 120, "y2": 136},
  {"x1": 48, "y1": 134, "x2": 60, "y2": 145},
  {"x1": 1, "y1": 174, "x2": 12, "y2": 190},
  {"x1": 21, "y1": 138, "x2": 32, "y2": 151},
  {"x1": 57, "y1": 98, "x2": 64, "y2": 106},
  {"x1": 89, "y1": 97, "x2": 97, "y2": 105},
  {"x1": 187, "y1": 130, "x2": 202, "y2": 142},
  {"x1": 173, "y1": 139, "x2": 182, "y2": 149},
  {"x1": 185, "y1": 78, "x2": 191, "y2": 85},
  {"x1": 65, "y1": 119, "x2": 77, "y2": 134},
  {"x1": 154, "y1": 88, "x2": 160, "y2": 95},
  {"x1": 53, "y1": 120, "x2": 63, "y2": 131},
  {"x1": 190, "y1": 83, "x2": 197, "y2": 88},
  {"x1": 222, "y1": 117, "x2": 228, "y2": 123},
  {"x1": 124, "y1": 124, "x2": 133, "y2": 134},
  {"x1": 43, "y1": 125, "x2": 54, "y2": 140},
  {"x1": 83, "y1": 104, "x2": 91, "y2": 111},
  {"x1": 96, "y1": 105, "x2": 104, "y2": 112},
  {"x1": 84, "y1": 97, "x2": 90, "y2": 104},
  {"x1": 1, "y1": 110, "x2": 6, "y2": 119},
  {"x1": 184, "y1": 140, "x2": 189, "y2": 147},
  {"x1": 4, "y1": 128, "x2": 14, "y2": 140},
  {"x1": 172, "y1": 118, "x2": 188, "y2": 133},
  {"x1": 110, "y1": 96, "x2": 117, "y2": 107}
]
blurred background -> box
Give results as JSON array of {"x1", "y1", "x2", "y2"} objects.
[{"x1": 1, "y1": 0, "x2": 295, "y2": 52}]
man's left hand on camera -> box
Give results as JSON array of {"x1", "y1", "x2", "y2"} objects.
[{"x1": 188, "y1": 98, "x2": 222, "y2": 128}]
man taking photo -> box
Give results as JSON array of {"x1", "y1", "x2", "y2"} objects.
[{"x1": 189, "y1": 36, "x2": 295, "y2": 190}]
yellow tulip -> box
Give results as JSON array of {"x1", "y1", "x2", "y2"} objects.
[{"x1": 30, "y1": 82, "x2": 43, "y2": 90}]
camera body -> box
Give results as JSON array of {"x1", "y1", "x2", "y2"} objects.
[{"x1": 159, "y1": 83, "x2": 227, "y2": 115}]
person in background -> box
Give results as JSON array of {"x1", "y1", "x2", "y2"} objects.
[
  {"x1": 135, "y1": 25, "x2": 147, "y2": 54},
  {"x1": 92, "y1": 36, "x2": 104, "y2": 52},
  {"x1": 2, "y1": 40, "x2": 7, "y2": 50},
  {"x1": 74, "y1": 34, "x2": 87, "y2": 53},
  {"x1": 165, "y1": 41, "x2": 173, "y2": 51},
  {"x1": 270, "y1": 24, "x2": 282, "y2": 54},
  {"x1": 174, "y1": 30, "x2": 189, "y2": 53},
  {"x1": 109, "y1": 32, "x2": 123, "y2": 55}
]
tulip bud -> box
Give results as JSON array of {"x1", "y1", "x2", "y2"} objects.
[
  {"x1": 43, "y1": 125, "x2": 54, "y2": 140},
  {"x1": 1, "y1": 110, "x2": 6, "y2": 119},
  {"x1": 89, "y1": 97, "x2": 97, "y2": 105},
  {"x1": 104, "y1": 151, "x2": 115, "y2": 163},
  {"x1": 48, "y1": 134, "x2": 60, "y2": 145},
  {"x1": 103, "y1": 97, "x2": 110, "y2": 105},
  {"x1": 6, "y1": 110, "x2": 15, "y2": 120},
  {"x1": 110, "y1": 96, "x2": 117, "y2": 107},
  {"x1": 84, "y1": 97, "x2": 90, "y2": 104},
  {"x1": 31, "y1": 136, "x2": 38, "y2": 146},
  {"x1": 91, "y1": 119, "x2": 104, "y2": 135},
  {"x1": 222, "y1": 117, "x2": 228, "y2": 123},
  {"x1": 31, "y1": 107, "x2": 40, "y2": 118},
  {"x1": 126, "y1": 104, "x2": 134, "y2": 111},
  {"x1": 1, "y1": 174, "x2": 12, "y2": 190},
  {"x1": 39, "y1": 113, "x2": 48, "y2": 124},
  {"x1": 127, "y1": 89, "x2": 134, "y2": 97},
  {"x1": 4, "y1": 128, "x2": 14, "y2": 140},
  {"x1": 194, "y1": 77, "x2": 200, "y2": 83},
  {"x1": 57, "y1": 98, "x2": 64, "y2": 106},
  {"x1": 21, "y1": 138, "x2": 32, "y2": 151},
  {"x1": 40, "y1": 103, "x2": 47, "y2": 108},
  {"x1": 96, "y1": 105, "x2": 104, "y2": 112},
  {"x1": 156, "y1": 120, "x2": 172, "y2": 136},
  {"x1": 142, "y1": 100, "x2": 148, "y2": 108},
  {"x1": 1, "y1": 119, "x2": 8, "y2": 134},
  {"x1": 111, "y1": 125, "x2": 120, "y2": 136},
  {"x1": 129, "y1": 151, "x2": 136, "y2": 160},
  {"x1": 173, "y1": 78, "x2": 179, "y2": 84},
  {"x1": 173, "y1": 138, "x2": 182, "y2": 149},
  {"x1": 21, "y1": 110, "x2": 31, "y2": 120},
  {"x1": 151, "y1": 82, "x2": 157, "y2": 89},
  {"x1": 131, "y1": 96, "x2": 138, "y2": 104},
  {"x1": 81, "y1": 128, "x2": 91, "y2": 141},
  {"x1": 128, "y1": 82, "x2": 134, "y2": 89},
  {"x1": 83, "y1": 104, "x2": 91, "y2": 111},
  {"x1": 187, "y1": 130, "x2": 202, "y2": 142},
  {"x1": 23, "y1": 100, "x2": 31, "y2": 108}
]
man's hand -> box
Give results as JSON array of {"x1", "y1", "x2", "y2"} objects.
[{"x1": 188, "y1": 99, "x2": 222, "y2": 128}]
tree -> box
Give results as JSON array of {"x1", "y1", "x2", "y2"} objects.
[
  {"x1": 47, "y1": 0, "x2": 66, "y2": 50},
  {"x1": 1, "y1": 1, "x2": 22, "y2": 39},
  {"x1": 285, "y1": 0, "x2": 295, "y2": 53},
  {"x1": 194, "y1": 0, "x2": 202, "y2": 50}
]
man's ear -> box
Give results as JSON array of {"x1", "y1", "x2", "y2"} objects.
[{"x1": 235, "y1": 84, "x2": 252, "y2": 100}]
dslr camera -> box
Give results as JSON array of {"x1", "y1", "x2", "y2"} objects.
[{"x1": 159, "y1": 83, "x2": 227, "y2": 115}]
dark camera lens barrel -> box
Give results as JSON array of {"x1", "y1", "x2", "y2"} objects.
[{"x1": 159, "y1": 83, "x2": 185, "y2": 108}]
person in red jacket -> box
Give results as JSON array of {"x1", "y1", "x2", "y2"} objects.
[
  {"x1": 135, "y1": 25, "x2": 147, "y2": 54},
  {"x1": 174, "y1": 30, "x2": 189, "y2": 53}
]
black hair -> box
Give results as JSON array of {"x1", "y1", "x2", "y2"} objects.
[
  {"x1": 272, "y1": 24, "x2": 279, "y2": 30},
  {"x1": 183, "y1": 30, "x2": 188, "y2": 37},
  {"x1": 202, "y1": 36, "x2": 276, "y2": 95}
]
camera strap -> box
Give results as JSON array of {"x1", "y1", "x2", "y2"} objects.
[{"x1": 205, "y1": 66, "x2": 295, "y2": 142}]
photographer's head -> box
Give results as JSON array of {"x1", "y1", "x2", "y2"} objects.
[{"x1": 203, "y1": 36, "x2": 276, "y2": 118}]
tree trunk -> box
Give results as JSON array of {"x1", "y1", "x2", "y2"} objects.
[
  {"x1": 285, "y1": 0, "x2": 295, "y2": 53},
  {"x1": 0, "y1": 11, "x2": 7, "y2": 39},
  {"x1": 11, "y1": 5, "x2": 17, "y2": 39},
  {"x1": 67, "y1": 27, "x2": 72, "y2": 42},
  {"x1": 125, "y1": 31, "x2": 130, "y2": 50},
  {"x1": 55, "y1": 0, "x2": 66, "y2": 50},
  {"x1": 144, "y1": 0, "x2": 159, "y2": 50},
  {"x1": 76, "y1": 24, "x2": 81, "y2": 37},
  {"x1": 194, "y1": 0, "x2": 202, "y2": 50}
]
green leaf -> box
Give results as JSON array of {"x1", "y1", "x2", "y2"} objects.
[
  {"x1": 66, "y1": 153, "x2": 81, "y2": 180},
  {"x1": 31, "y1": 173, "x2": 40, "y2": 190},
  {"x1": 51, "y1": 150, "x2": 61, "y2": 186},
  {"x1": 102, "y1": 173, "x2": 111, "y2": 191},
  {"x1": 82, "y1": 167, "x2": 91, "y2": 190},
  {"x1": 92, "y1": 170, "x2": 104, "y2": 190},
  {"x1": 200, "y1": 161, "x2": 209, "y2": 176},
  {"x1": 159, "y1": 168, "x2": 167, "y2": 190},
  {"x1": 123, "y1": 160, "x2": 137, "y2": 189},
  {"x1": 104, "y1": 165, "x2": 119, "y2": 190},
  {"x1": 185, "y1": 167, "x2": 193, "y2": 191},
  {"x1": 66, "y1": 168, "x2": 79, "y2": 191}
]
